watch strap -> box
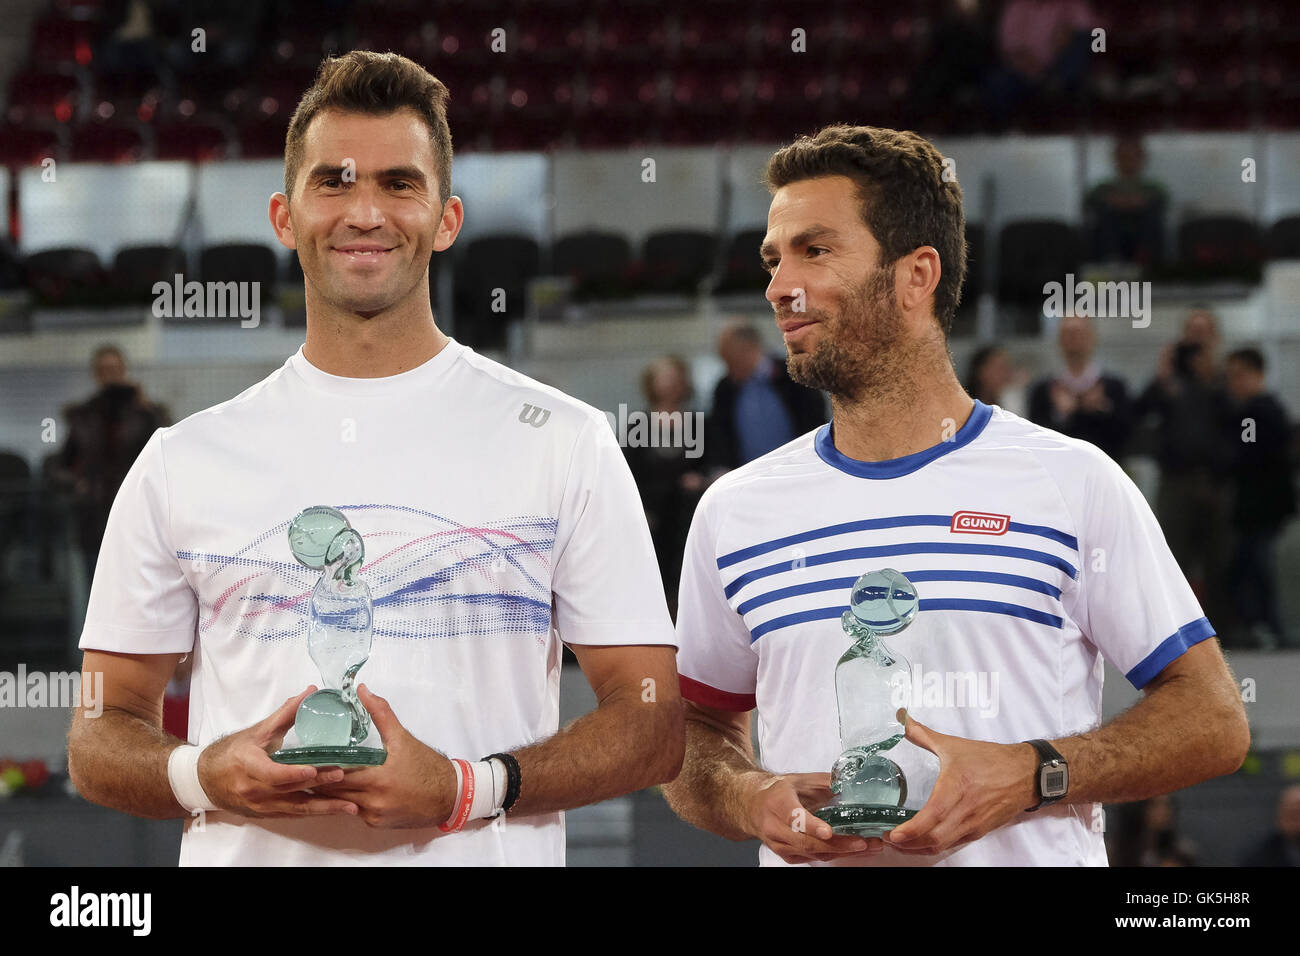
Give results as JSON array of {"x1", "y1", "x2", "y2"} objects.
[{"x1": 1025, "y1": 738, "x2": 1067, "y2": 812}]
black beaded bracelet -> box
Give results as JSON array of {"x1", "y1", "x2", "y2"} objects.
[{"x1": 485, "y1": 752, "x2": 521, "y2": 813}]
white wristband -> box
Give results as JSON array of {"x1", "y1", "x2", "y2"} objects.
[
  {"x1": 167, "y1": 744, "x2": 218, "y2": 813},
  {"x1": 467, "y1": 758, "x2": 507, "y2": 821}
]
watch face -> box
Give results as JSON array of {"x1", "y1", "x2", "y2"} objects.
[{"x1": 1041, "y1": 764, "x2": 1068, "y2": 799}]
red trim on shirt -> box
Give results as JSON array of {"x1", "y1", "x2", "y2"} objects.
[{"x1": 680, "y1": 675, "x2": 756, "y2": 712}]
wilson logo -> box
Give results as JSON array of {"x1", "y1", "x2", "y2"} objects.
[
  {"x1": 951, "y1": 511, "x2": 1010, "y2": 535},
  {"x1": 518, "y1": 404, "x2": 551, "y2": 428}
]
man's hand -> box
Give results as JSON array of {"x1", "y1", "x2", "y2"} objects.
[
  {"x1": 197, "y1": 687, "x2": 360, "y2": 819},
  {"x1": 312, "y1": 684, "x2": 458, "y2": 829},
  {"x1": 1079, "y1": 381, "x2": 1112, "y2": 413},
  {"x1": 1049, "y1": 381, "x2": 1078, "y2": 420},
  {"x1": 743, "y1": 771, "x2": 882, "y2": 864},
  {"x1": 883, "y1": 714, "x2": 1038, "y2": 855}
]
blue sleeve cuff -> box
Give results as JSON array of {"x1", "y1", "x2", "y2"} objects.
[{"x1": 1125, "y1": 617, "x2": 1217, "y2": 689}]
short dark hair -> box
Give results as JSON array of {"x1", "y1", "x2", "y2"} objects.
[
  {"x1": 763, "y1": 124, "x2": 967, "y2": 335},
  {"x1": 284, "y1": 50, "x2": 453, "y2": 207},
  {"x1": 1227, "y1": 346, "x2": 1266, "y2": 373},
  {"x1": 92, "y1": 344, "x2": 123, "y2": 364}
]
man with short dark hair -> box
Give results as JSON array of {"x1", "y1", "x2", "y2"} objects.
[
  {"x1": 663, "y1": 124, "x2": 1249, "y2": 867},
  {"x1": 67, "y1": 51, "x2": 683, "y2": 866},
  {"x1": 1224, "y1": 347, "x2": 1296, "y2": 648}
]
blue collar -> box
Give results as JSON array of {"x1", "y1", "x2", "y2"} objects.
[{"x1": 814, "y1": 400, "x2": 993, "y2": 479}]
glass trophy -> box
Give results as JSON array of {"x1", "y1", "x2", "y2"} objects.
[
  {"x1": 271, "y1": 505, "x2": 387, "y2": 767},
  {"x1": 814, "y1": 568, "x2": 920, "y2": 837}
]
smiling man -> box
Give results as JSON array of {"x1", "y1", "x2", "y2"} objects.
[
  {"x1": 661, "y1": 124, "x2": 1249, "y2": 866},
  {"x1": 67, "y1": 51, "x2": 683, "y2": 866}
]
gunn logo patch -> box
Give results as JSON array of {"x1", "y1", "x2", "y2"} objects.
[{"x1": 951, "y1": 511, "x2": 1010, "y2": 535}]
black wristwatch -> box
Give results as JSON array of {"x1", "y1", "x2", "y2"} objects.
[{"x1": 1024, "y1": 738, "x2": 1068, "y2": 811}]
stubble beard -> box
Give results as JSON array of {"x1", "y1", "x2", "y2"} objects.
[{"x1": 786, "y1": 266, "x2": 920, "y2": 408}]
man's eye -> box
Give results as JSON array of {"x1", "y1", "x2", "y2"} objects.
[
  {"x1": 322, "y1": 178, "x2": 342, "y2": 188},
  {"x1": 390, "y1": 181, "x2": 410, "y2": 190},
  {"x1": 808, "y1": 246, "x2": 828, "y2": 257},
  {"x1": 761, "y1": 259, "x2": 777, "y2": 272}
]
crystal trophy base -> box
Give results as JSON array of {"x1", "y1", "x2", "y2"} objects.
[
  {"x1": 270, "y1": 687, "x2": 387, "y2": 767},
  {"x1": 814, "y1": 804, "x2": 916, "y2": 837},
  {"x1": 270, "y1": 746, "x2": 387, "y2": 767}
]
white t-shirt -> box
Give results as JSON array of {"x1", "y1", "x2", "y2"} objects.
[
  {"x1": 676, "y1": 401, "x2": 1213, "y2": 867},
  {"x1": 80, "y1": 338, "x2": 676, "y2": 866}
]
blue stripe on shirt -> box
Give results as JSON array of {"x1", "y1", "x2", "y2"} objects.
[
  {"x1": 735, "y1": 569, "x2": 1062, "y2": 616},
  {"x1": 1124, "y1": 617, "x2": 1216, "y2": 689},
  {"x1": 748, "y1": 597, "x2": 1064, "y2": 642},
  {"x1": 723, "y1": 542, "x2": 1078, "y2": 599},
  {"x1": 717, "y1": 515, "x2": 1078, "y2": 569}
]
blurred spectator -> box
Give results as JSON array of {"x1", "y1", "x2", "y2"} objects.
[
  {"x1": 48, "y1": 345, "x2": 171, "y2": 578},
  {"x1": 153, "y1": 0, "x2": 271, "y2": 74},
  {"x1": 1134, "y1": 309, "x2": 1233, "y2": 638},
  {"x1": 1085, "y1": 134, "x2": 1169, "y2": 266},
  {"x1": 1223, "y1": 347, "x2": 1296, "y2": 649},
  {"x1": 988, "y1": 0, "x2": 1096, "y2": 126},
  {"x1": 624, "y1": 356, "x2": 709, "y2": 615},
  {"x1": 1028, "y1": 314, "x2": 1131, "y2": 461},
  {"x1": 912, "y1": 0, "x2": 997, "y2": 123},
  {"x1": 708, "y1": 322, "x2": 827, "y2": 470},
  {"x1": 1138, "y1": 795, "x2": 1199, "y2": 866},
  {"x1": 1240, "y1": 785, "x2": 1300, "y2": 867},
  {"x1": 96, "y1": 0, "x2": 164, "y2": 77},
  {"x1": 965, "y1": 344, "x2": 1028, "y2": 415}
]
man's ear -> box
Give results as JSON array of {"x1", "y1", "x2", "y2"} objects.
[
  {"x1": 432, "y1": 195, "x2": 465, "y2": 254},
  {"x1": 269, "y1": 192, "x2": 296, "y2": 251}
]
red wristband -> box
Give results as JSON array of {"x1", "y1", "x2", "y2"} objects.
[{"x1": 438, "y1": 758, "x2": 475, "y2": 833}]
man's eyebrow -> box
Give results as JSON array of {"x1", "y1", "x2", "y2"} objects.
[
  {"x1": 305, "y1": 164, "x2": 428, "y2": 183},
  {"x1": 759, "y1": 225, "x2": 842, "y2": 260}
]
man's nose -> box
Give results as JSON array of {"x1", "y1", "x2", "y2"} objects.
[{"x1": 343, "y1": 183, "x2": 386, "y2": 230}]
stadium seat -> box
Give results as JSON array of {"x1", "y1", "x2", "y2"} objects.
[
  {"x1": 452, "y1": 234, "x2": 541, "y2": 349},
  {"x1": 23, "y1": 247, "x2": 107, "y2": 307},
  {"x1": 1266, "y1": 216, "x2": 1300, "y2": 260},
  {"x1": 29, "y1": 14, "x2": 102, "y2": 67},
  {"x1": 154, "y1": 118, "x2": 232, "y2": 162},
  {"x1": 997, "y1": 220, "x2": 1082, "y2": 306},
  {"x1": 6, "y1": 69, "x2": 84, "y2": 124},
  {"x1": 714, "y1": 228, "x2": 769, "y2": 295},
  {"x1": 640, "y1": 229, "x2": 717, "y2": 294},
  {"x1": 552, "y1": 230, "x2": 634, "y2": 300},
  {"x1": 112, "y1": 245, "x2": 187, "y2": 304},
  {"x1": 69, "y1": 121, "x2": 145, "y2": 163},
  {"x1": 199, "y1": 243, "x2": 280, "y2": 297},
  {"x1": 0, "y1": 123, "x2": 64, "y2": 166},
  {"x1": 1177, "y1": 215, "x2": 1265, "y2": 276}
]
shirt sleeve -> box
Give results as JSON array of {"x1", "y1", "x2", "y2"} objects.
[
  {"x1": 674, "y1": 488, "x2": 759, "y2": 710},
  {"x1": 79, "y1": 428, "x2": 199, "y2": 655},
  {"x1": 1068, "y1": 447, "x2": 1214, "y2": 689},
  {"x1": 550, "y1": 411, "x2": 676, "y2": 647}
]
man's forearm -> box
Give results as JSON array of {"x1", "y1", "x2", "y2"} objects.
[
  {"x1": 1052, "y1": 668, "x2": 1249, "y2": 807},
  {"x1": 506, "y1": 691, "x2": 684, "y2": 817},
  {"x1": 67, "y1": 708, "x2": 188, "y2": 820},
  {"x1": 661, "y1": 717, "x2": 766, "y2": 841}
]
